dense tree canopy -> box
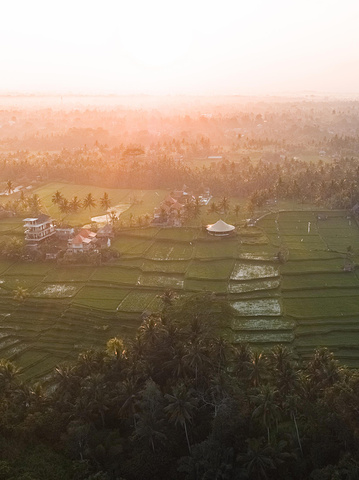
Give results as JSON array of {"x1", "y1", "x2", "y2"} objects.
[{"x1": 0, "y1": 293, "x2": 359, "y2": 479}]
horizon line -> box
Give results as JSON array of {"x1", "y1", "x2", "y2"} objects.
[{"x1": 1, "y1": 91, "x2": 359, "y2": 99}]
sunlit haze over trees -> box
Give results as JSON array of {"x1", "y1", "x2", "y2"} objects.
[{"x1": 1, "y1": 1, "x2": 359, "y2": 479}]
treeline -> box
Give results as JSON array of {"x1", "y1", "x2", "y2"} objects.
[
  {"x1": 248, "y1": 157, "x2": 359, "y2": 209},
  {"x1": 1, "y1": 293, "x2": 359, "y2": 479},
  {"x1": 3, "y1": 146, "x2": 359, "y2": 209},
  {"x1": 1, "y1": 187, "x2": 113, "y2": 220},
  {"x1": 1, "y1": 100, "x2": 359, "y2": 153}
]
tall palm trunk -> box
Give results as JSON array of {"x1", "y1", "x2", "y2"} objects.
[
  {"x1": 100, "y1": 410, "x2": 105, "y2": 428},
  {"x1": 292, "y1": 412, "x2": 303, "y2": 455},
  {"x1": 151, "y1": 437, "x2": 156, "y2": 453},
  {"x1": 184, "y1": 420, "x2": 191, "y2": 453}
]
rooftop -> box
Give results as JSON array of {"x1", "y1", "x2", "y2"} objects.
[{"x1": 24, "y1": 214, "x2": 51, "y2": 223}]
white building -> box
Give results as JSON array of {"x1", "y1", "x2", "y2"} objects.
[{"x1": 23, "y1": 214, "x2": 55, "y2": 245}]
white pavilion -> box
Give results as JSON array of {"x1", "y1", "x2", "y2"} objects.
[{"x1": 206, "y1": 219, "x2": 235, "y2": 236}]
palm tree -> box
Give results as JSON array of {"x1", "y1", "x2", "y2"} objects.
[
  {"x1": 100, "y1": 192, "x2": 111, "y2": 211},
  {"x1": 53, "y1": 364, "x2": 81, "y2": 405},
  {"x1": 284, "y1": 394, "x2": 303, "y2": 456},
  {"x1": 183, "y1": 340, "x2": 211, "y2": 384},
  {"x1": 163, "y1": 344, "x2": 188, "y2": 380},
  {"x1": 161, "y1": 321, "x2": 179, "y2": 348},
  {"x1": 306, "y1": 347, "x2": 343, "y2": 394},
  {"x1": 159, "y1": 207, "x2": 168, "y2": 224},
  {"x1": 19, "y1": 190, "x2": 28, "y2": 211},
  {"x1": 245, "y1": 351, "x2": 267, "y2": 388},
  {"x1": 108, "y1": 210, "x2": 118, "y2": 226},
  {"x1": 124, "y1": 337, "x2": 147, "y2": 380},
  {"x1": 246, "y1": 199, "x2": 255, "y2": 219},
  {"x1": 100, "y1": 192, "x2": 111, "y2": 224},
  {"x1": 14, "y1": 382, "x2": 43, "y2": 411},
  {"x1": 132, "y1": 379, "x2": 167, "y2": 452},
  {"x1": 129, "y1": 213, "x2": 134, "y2": 227},
  {"x1": 12, "y1": 286, "x2": 29, "y2": 302},
  {"x1": 76, "y1": 349, "x2": 105, "y2": 377},
  {"x1": 171, "y1": 208, "x2": 183, "y2": 226},
  {"x1": 118, "y1": 378, "x2": 140, "y2": 427},
  {"x1": 164, "y1": 384, "x2": 198, "y2": 453},
  {"x1": 5, "y1": 180, "x2": 14, "y2": 195},
  {"x1": 267, "y1": 345, "x2": 299, "y2": 395},
  {"x1": 0, "y1": 359, "x2": 20, "y2": 392},
  {"x1": 234, "y1": 343, "x2": 253, "y2": 377},
  {"x1": 83, "y1": 193, "x2": 96, "y2": 216},
  {"x1": 138, "y1": 315, "x2": 164, "y2": 346},
  {"x1": 276, "y1": 363, "x2": 300, "y2": 398},
  {"x1": 66, "y1": 421, "x2": 92, "y2": 461},
  {"x1": 267, "y1": 345, "x2": 292, "y2": 373},
  {"x1": 193, "y1": 197, "x2": 201, "y2": 216},
  {"x1": 132, "y1": 410, "x2": 166, "y2": 453},
  {"x1": 52, "y1": 190, "x2": 64, "y2": 206},
  {"x1": 209, "y1": 337, "x2": 233, "y2": 374},
  {"x1": 238, "y1": 437, "x2": 275, "y2": 480},
  {"x1": 159, "y1": 289, "x2": 178, "y2": 308},
  {"x1": 106, "y1": 337, "x2": 125, "y2": 360},
  {"x1": 58, "y1": 198, "x2": 70, "y2": 218},
  {"x1": 69, "y1": 196, "x2": 82, "y2": 213},
  {"x1": 208, "y1": 201, "x2": 218, "y2": 214},
  {"x1": 251, "y1": 385, "x2": 281, "y2": 444},
  {"x1": 4, "y1": 237, "x2": 23, "y2": 259},
  {"x1": 219, "y1": 196, "x2": 230, "y2": 214},
  {"x1": 29, "y1": 194, "x2": 42, "y2": 215},
  {"x1": 80, "y1": 373, "x2": 109, "y2": 427}
]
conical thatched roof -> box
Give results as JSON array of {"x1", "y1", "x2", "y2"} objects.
[{"x1": 206, "y1": 219, "x2": 235, "y2": 233}]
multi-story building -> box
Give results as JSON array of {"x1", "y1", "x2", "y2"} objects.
[{"x1": 23, "y1": 214, "x2": 56, "y2": 245}]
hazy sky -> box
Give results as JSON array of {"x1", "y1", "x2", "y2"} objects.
[{"x1": 2, "y1": 0, "x2": 359, "y2": 95}]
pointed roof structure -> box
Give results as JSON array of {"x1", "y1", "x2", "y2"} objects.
[
  {"x1": 97, "y1": 224, "x2": 114, "y2": 237},
  {"x1": 78, "y1": 228, "x2": 96, "y2": 239},
  {"x1": 70, "y1": 234, "x2": 93, "y2": 245},
  {"x1": 206, "y1": 219, "x2": 235, "y2": 235}
]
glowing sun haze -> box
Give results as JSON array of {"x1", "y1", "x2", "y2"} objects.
[{"x1": 2, "y1": 0, "x2": 359, "y2": 95}]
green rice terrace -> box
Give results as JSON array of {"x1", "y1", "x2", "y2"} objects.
[{"x1": 1, "y1": 205, "x2": 359, "y2": 382}]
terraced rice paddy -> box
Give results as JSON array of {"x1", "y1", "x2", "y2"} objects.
[{"x1": 1, "y1": 207, "x2": 359, "y2": 380}]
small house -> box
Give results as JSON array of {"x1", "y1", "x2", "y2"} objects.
[
  {"x1": 55, "y1": 227, "x2": 75, "y2": 239},
  {"x1": 67, "y1": 228, "x2": 97, "y2": 254},
  {"x1": 97, "y1": 224, "x2": 114, "y2": 248}
]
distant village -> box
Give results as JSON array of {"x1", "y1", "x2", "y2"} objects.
[
  {"x1": 17, "y1": 187, "x2": 236, "y2": 263},
  {"x1": 152, "y1": 188, "x2": 211, "y2": 226},
  {"x1": 23, "y1": 214, "x2": 115, "y2": 262}
]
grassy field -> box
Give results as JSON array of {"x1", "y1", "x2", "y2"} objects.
[
  {"x1": 0, "y1": 182, "x2": 168, "y2": 226},
  {"x1": 1, "y1": 193, "x2": 359, "y2": 380}
]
